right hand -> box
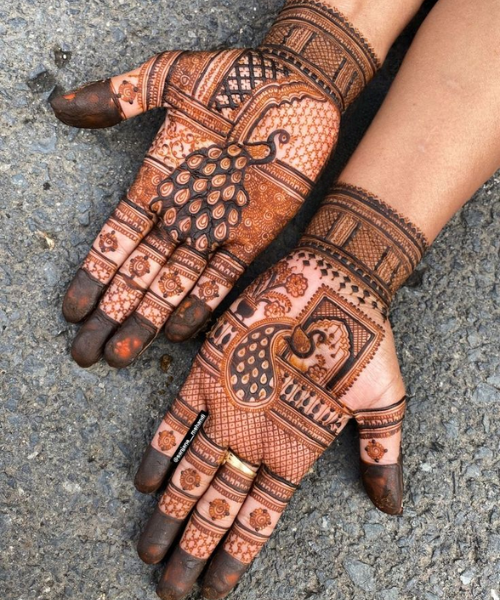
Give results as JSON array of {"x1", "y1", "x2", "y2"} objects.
[
  {"x1": 131, "y1": 181, "x2": 429, "y2": 599},
  {"x1": 133, "y1": 239, "x2": 407, "y2": 600}
]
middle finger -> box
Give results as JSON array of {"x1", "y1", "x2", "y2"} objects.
[{"x1": 156, "y1": 452, "x2": 258, "y2": 600}]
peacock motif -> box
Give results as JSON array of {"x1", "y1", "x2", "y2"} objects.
[
  {"x1": 224, "y1": 317, "x2": 352, "y2": 411},
  {"x1": 149, "y1": 131, "x2": 290, "y2": 253}
]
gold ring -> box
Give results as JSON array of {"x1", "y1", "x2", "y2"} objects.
[{"x1": 223, "y1": 450, "x2": 257, "y2": 478}]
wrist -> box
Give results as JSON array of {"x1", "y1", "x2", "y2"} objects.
[
  {"x1": 261, "y1": 0, "x2": 380, "y2": 113},
  {"x1": 298, "y1": 182, "x2": 428, "y2": 306}
]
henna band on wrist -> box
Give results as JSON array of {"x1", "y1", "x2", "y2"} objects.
[
  {"x1": 299, "y1": 182, "x2": 429, "y2": 305},
  {"x1": 261, "y1": 0, "x2": 381, "y2": 112}
]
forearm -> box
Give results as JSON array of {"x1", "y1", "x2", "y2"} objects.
[
  {"x1": 339, "y1": 0, "x2": 500, "y2": 242},
  {"x1": 324, "y1": 0, "x2": 424, "y2": 61},
  {"x1": 261, "y1": 0, "x2": 424, "y2": 116}
]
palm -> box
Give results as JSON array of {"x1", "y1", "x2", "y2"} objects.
[
  {"x1": 172, "y1": 249, "x2": 405, "y2": 484},
  {"x1": 132, "y1": 249, "x2": 406, "y2": 600},
  {"x1": 131, "y1": 179, "x2": 430, "y2": 600},
  {"x1": 51, "y1": 0, "x2": 379, "y2": 369}
]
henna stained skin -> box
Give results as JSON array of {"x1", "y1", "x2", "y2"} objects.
[
  {"x1": 53, "y1": 0, "x2": 381, "y2": 367},
  {"x1": 70, "y1": 309, "x2": 117, "y2": 368},
  {"x1": 103, "y1": 312, "x2": 158, "y2": 368},
  {"x1": 134, "y1": 445, "x2": 172, "y2": 494},
  {"x1": 62, "y1": 268, "x2": 105, "y2": 323},
  {"x1": 157, "y1": 547, "x2": 208, "y2": 600},
  {"x1": 360, "y1": 452, "x2": 404, "y2": 515},
  {"x1": 134, "y1": 181, "x2": 427, "y2": 598},
  {"x1": 137, "y1": 507, "x2": 184, "y2": 564},
  {"x1": 50, "y1": 79, "x2": 124, "y2": 129},
  {"x1": 202, "y1": 550, "x2": 249, "y2": 600},
  {"x1": 164, "y1": 296, "x2": 212, "y2": 342}
]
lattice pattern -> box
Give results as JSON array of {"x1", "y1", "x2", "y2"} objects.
[
  {"x1": 210, "y1": 50, "x2": 290, "y2": 114},
  {"x1": 248, "y1": 96, "x2": 339, "y2": 181}
]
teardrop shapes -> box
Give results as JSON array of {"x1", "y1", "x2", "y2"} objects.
[
  {"x1": 196, "y1": 213, "x2": 210, "y2": 230},
  {"x1": 176, "y1": 170, "x2": 191, "y2": 185},
  {"x1": 213, "y1": 203, "x2": 226, "y2": 220},
  {"x1": 214, "y1": 222, "x2": 227, "y2": 241},
  {"x1": 164, "y1": 207, "x2": 177, "y2": 226},
  {"x1": 149, "y1": 140, "x2": 263, "y2": 253},
  {"x1": 223, "y1": 185, "x2": 235, "y2": 201},
  {"x1": 174, "y1": 188, "x2": 190, "y2": 206}
]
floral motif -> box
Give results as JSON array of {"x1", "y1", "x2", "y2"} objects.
[
  {"x1": 240, "y1": 259, "x2": 305, "y2": 320},
  {"x1": 285, "y1": 273, "x2": 308, "y2": 297},
  {"x1": 158, "y1": 267, "x2": 184, "y2": 298},
  {"x1": 99, "y1": 231, "x2": 118, "y2": 253},
  {"x1": 307, "y1": 364, "x2": 327, "y2": 382},
  {"x1": 129, "y1": 255, "x2": 151, "y2": 278},
  {"x1": 198, "y1": 280, "x2": 220, "y2": 302},
  {"x1": 180, "y1": 468, "x2": 201, "y2": 491},
  {"x1": 158, "y1": 430, "x2": 176, "y2": 452},
  {"x1": 264, "y1": 301, "x2": 286, "y2": 318},
  {"x1": 273, "y1": 260, "x2": 293, "y2": 284},
  {"x1": 118, "y1": 80, "x2": 138, "y2": 104},
  {"x1": 249, "y1": 507, "x2": 272, "y2": 531},
  {"x1": 208, "y1": 498, "x2": 231, "y2": 521},
  {"x1": 365, "y1": 439, "x2": 388, "y2": 463}
]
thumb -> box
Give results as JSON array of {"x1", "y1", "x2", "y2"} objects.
[
  {"x1": 50, "y1": 51, "x2": 181, "y2": 128},
  {"x1": 353, "y1": 397, "x2": 406, "y2": 516}
]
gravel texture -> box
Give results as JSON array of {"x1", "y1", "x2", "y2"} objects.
[{"x1": 1, "y1": 1, "x2": 499, "y2": 599}]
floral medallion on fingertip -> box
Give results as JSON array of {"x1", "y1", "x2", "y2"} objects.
[
  {"x1": 180, "y1": 468, "x2": 201, "y2": 491},
  {"x1": 208, "y1": 498, "x2": 231, "y2": 521},
  {"x1": 99, "y1": 231, "x2": 118, "y2": 253},
  {"x1": 158, "y1": 267, "x2": 184, "y2": 298},
  {"x1": 249, "y1": 507, "x2": 272, "y2": 531},
  {"x1": 365, "y1": 439, "x2": 388, "y2": 462},
  {"x1": 129, "y1": 255, "x2": 151, "y2": 279},
  {"x1": 158, "y1": 430, "x2": 176, "y2": 452}
]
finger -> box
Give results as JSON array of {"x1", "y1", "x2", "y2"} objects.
[
  {"x1": 64, "y1": 89, "x2": 208, "y2": 329},
  {"x1": 164, "y1": 249, "x2": 245, "y2": 343},
  {"x1": 104, "y1": 244, "x2": 207, "y2": 368},
  {"x1": 354, "y1": 397, "x2": 406, "y2": 515},
  {"x1": 63, "y1": 198, "x2": 154, "y2": 324},
  {"x1": 202, "y1": 465, "x2": 297, "y2": 599},
  {"x1": 50, "y1": 51, "x2": 182, "y2": 128},
  {"x1": 69, "y1": 230, "x2": 176, "y2": 367},
  {"x1": 135, "y1": 363, "x2": 209, "y2": 494},
  {"x1": 156, "y1": 453, "x2": 258, "y2": 600},
  {"x1": 137, "y1": 428, "x2": 226, "y2": 565}
]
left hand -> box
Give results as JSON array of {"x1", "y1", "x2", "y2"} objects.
[{"x1": 50, "y1": 0, "x2": 379, "y2": 368}]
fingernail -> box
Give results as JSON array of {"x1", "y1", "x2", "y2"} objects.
[
  {"x1": 360, "y1": 454, "x2": 403, "y2": 515},
  {"x1": 104, "y1": 313, "x2": 156, "y2": 368},
  {"x1": 202, "y1": 549, "x2": 249, "y2": 599},
  {"x1": 137, "y1": 507, "x2": 183, "y2": 565},
  {"x1": 71, "y1": 309, "x2": 117, "y2": 368},
  {"x1": 164, "y1": 296, "x2": 211, "y2": 343},
  {"x1": 135, "y1": 445, "x2": 172, "y2": 494},
  {"x1": 156, "y1": 546, "x2": 207, "y2": 600},
  {"x1": 50, "y1": 79, "x2": 123, "y2": 129},
  {"x1": 63, "y1": 269, "x2": 105, "y2": 323}
]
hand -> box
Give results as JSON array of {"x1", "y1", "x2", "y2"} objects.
[
  {"x1": 50, "y1": 0, "x2": 379, "y2": 368},
  {"x1": 133, "y1": 183, "x2": 428, "y2": 599}
]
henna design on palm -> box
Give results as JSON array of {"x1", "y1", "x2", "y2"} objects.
[
  {"x1": 150, "y1": 132, "x2": 290, "y2": 252},
  {"x1": 133, "y1": 183, "x2": 428, "y2": 600},
  {"x1": 50, "y1": 0, "x2": 380, "y2": 368}
]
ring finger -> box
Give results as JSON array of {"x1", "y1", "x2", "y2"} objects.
[{"x1": 137, "y1": 427, "x2": 229, "y2": 564}]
